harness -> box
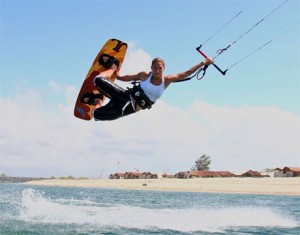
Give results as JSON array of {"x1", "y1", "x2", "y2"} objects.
[{"x1": 129, "y1": 82, "x2": 154, "y2": 110}]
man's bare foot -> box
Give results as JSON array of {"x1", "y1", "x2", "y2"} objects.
[{"x1": 94, "y1": 98, "x2": 102, "y2": 109}]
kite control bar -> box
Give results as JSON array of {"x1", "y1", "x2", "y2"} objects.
[
  {"x1": 175, "y1": 45, "x2": 228, "y2": 82},
  {"x1": 196, "y1": 45, "x2": 227, "y2": 76}
]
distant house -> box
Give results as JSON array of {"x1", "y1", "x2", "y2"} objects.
[
  {"x1": 273, "y1": 167, "x2": 300, "y2": 177},
  {"x1": 215, "y1": 171, "x2": 236, "y2": 177},
  {"x1": 282, "y1": 167, "x2": 300, "y2": 177},
  {"x1": 109, "y1": 172, "x2": 159, "y2": 179},
  {"x1": 139, "y1": 172, "x2": 158, "y2": 179},
  {"x1": 273, "y1": 168, "x2": 284, "y2": 177},
  {"x1": 240, "y1": 170, "x2": 264, "y2": 177},
  {"x1": 174, "y1": 172, "x2": 187, "y2": 179},
  {"x1": 186, "y1": 171, "x2": 215, "y2": 178},
  {"x1": 109, "y1": 173, "x2": 125, "y2": 179},
  {"x1": 177, "y1": 171, "x2": 236, "y2": 178},
  {"x1": 124, "y1": 172, "x2": 142, "y2": 179},
  {"x1": 162, "y1": 173, "x2": 175, "y2": 178}
]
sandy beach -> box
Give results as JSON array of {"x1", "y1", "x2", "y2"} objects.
[{"x1": 24, "y1": 177, "x2": 300, "y2": 195}]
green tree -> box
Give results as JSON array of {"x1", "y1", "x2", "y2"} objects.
[{"x1": 191, "y1": 154, "x2": 211, "y2": 171}]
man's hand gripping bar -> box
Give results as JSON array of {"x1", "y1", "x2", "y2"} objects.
[{"x1": 196, "y1": 46, "x2": 227, "y2": 76}]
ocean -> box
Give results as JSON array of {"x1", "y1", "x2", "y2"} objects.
[{"x1": 0, "y1": 183, "x2": 299, "y2": 235}]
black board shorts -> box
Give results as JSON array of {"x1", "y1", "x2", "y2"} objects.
[{"x1": 93, "y1": 76, "x2": 136, "y2": 121}]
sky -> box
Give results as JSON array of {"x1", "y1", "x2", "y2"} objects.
[{"x1": 1, "y1": 0, "x2": 299, "y2": 178}]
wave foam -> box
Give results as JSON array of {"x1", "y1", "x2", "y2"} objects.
[{"x1": 19, "y1": 189, "x2": 298, "y2": 232}]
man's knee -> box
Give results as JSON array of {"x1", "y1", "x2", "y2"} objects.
[
  {"x1": 92, "y1": 98, "x2": 136, "y2": 121},
  {"x1": 94, "y1": 76, "x2": 124, "y2": 99},
  {"x1": 93, "y1": 106, "x2": 120, "y2": 121}
]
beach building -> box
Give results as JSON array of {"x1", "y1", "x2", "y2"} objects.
[
  {"x1": 274, "y1": 167, "x2": 300, "y2": 177},
  {"x1": 174, "y1": 172, "x2": 187, "y2": 179},
  {"x1": 240, "y1": 170, "x2": 264, "y2": 177},
  {"x1": 162, "y1": 173, "x2": 175, "y2": 178},
  {"x1": 282, "y1": 167, "x2": 300, "y2": 177},
  {"x1": 139, "y1": 172, "x2": 158, "y2": 179},
  {"x1": 109, "y1": 172, "x2": 158, "y2": 179},
  {"x1": 186, "y1": 171, "x2": 215, "y2": 178},
  {"x1": 216, "y1": 171, "x2": 236, "y2": 177},
  {"x1": 109, "y1": 173, "x2": 125, "y2": 179},
  {"x1": 124, "y1": 172, "x2": 142, "y2": 179},
  {"x1": 175, "y1": 171, "x2": 236, "y2": 178}
]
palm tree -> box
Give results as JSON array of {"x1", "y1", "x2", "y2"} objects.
[{"x1": 191, "y1": 154, "x2": 211, "y2": 171}]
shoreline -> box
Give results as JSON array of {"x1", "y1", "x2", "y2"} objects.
[
  {"x1": 0, "y1": 176, "x2": 48, "y2": 183},
  {"x1": 23, "y1": 177, "x2": 300, "y2": 196}
]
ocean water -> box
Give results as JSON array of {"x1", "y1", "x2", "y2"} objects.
[{"x1": 0, "y1": 183, "x2": 299, "y2": 235}]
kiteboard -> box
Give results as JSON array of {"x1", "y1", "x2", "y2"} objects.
[{"x1": 74, "y1": 38, "x2": 128, "y2": 120}]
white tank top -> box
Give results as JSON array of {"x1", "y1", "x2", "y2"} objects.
[{"x1": 140, "y1": 73, "x2": 165, "y2": 102}]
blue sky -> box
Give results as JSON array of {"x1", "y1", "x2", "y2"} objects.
[{"x1": 1, "y1": 0, "x2": 299, "y2": 177}]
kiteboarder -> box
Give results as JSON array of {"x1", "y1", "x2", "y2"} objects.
[{"x1": 82, "y1": 55, "x2": 214, "y2": 121}]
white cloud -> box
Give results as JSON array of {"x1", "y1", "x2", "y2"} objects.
[
  {"x1": 187, "y1": 102, "x2": 300, "y2": 170},
  {"x1": 49, "y1": 81, "x2": 61, "y2": 93},
  {"x1": 121, "y1": 49, "x2": 152, "y2": 75},
  {"x1": 1, "y1": 92, "x2": 299, "y2": 177},
  {"x1": 121, "y1": 41, "x2": 152, "y2": 75},
  {"x1": 115, "y1": 43, "x2": 152, "y2": 89},
  {"x1": 1, "y1": 46, "x2": 299, "y2": 178}
]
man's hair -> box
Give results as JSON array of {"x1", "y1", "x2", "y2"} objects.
[{"x1": 151, "y1": 57, "x2": 165, "y2": 67}]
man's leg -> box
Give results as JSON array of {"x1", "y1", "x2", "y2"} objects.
[
  {"x1": 93, "y1": 97, "x2": 135, "y2": 121},
  {"x1": 94, "y1": 76, "x2": 125, "y2": 99}
]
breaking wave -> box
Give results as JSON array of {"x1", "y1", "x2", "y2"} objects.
[{"x1": 18, "y1": 188, "x2": 298, "y2": 233}]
